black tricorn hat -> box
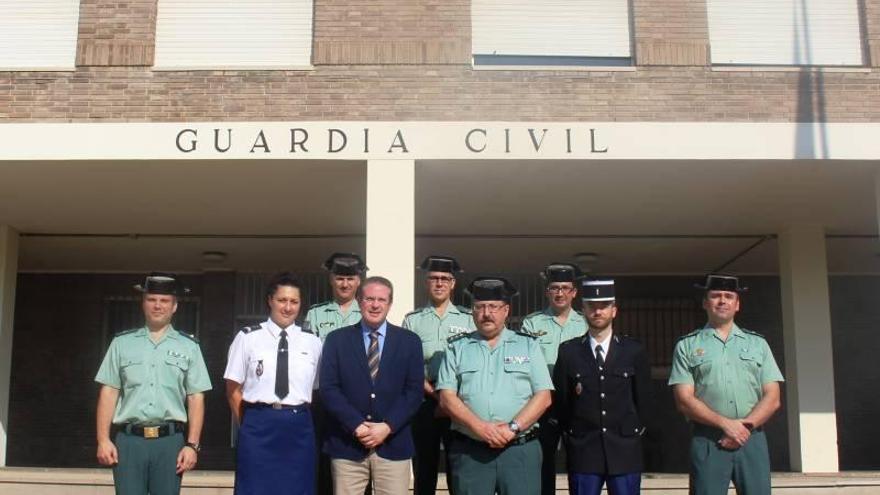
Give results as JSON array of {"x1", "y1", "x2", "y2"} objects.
[
  {"x1": 581, "y1": 278, "x2": 615, "y2": 302},
  {"x1": 419, "y1": 255, "x2": 463, "y2": 274},
  {"x1": 133, "y1": 272, "x2": 189, "y2": 296},
  {"x1": 322, "y1": 252, "x2": 368, "y2": 276},
  {"x1": 466, "y1": 277, "x2": 518, "y2": 302},
  {"x1": 695, "y1": 274, "x2": 748, "y2": 293},
  {"x1": 541, "y1": 262, "x2": 583, "y2": 283}
]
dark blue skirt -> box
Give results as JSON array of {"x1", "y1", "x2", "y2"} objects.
[{"x1": 235, "y1": 405, "x2": 316, "y2": 495}]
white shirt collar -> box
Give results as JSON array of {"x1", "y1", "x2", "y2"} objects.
[
  {"x1": 266, "y1": 318, "x2": 300, "y2": 338},
  {"x1": 588, "y1": 332, "x2": 612, "y2": 359}
]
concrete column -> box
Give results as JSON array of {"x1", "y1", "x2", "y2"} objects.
[
  {"x1": 0, "y1": 225, "x2": 20, "y2": 467},
  {"x1": 365, "y1": 159, "x2": 415, "y2": 325},
  {"x1": 778, "y1": 224, "x2": 838, "y2": 473}
]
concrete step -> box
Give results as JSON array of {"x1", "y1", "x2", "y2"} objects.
[{"x1": 2, "y1": 468, "x2": 880, "y2": 495}]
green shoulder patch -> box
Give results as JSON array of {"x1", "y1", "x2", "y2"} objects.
[
  {"x1": 404, "y1": 308, "x2": 422, "y2": 319},
  {"x1": 455, "y1": 305, "x2": 473, "y2": 314},
  {"x1": 114, "y1": 328, "x2": 139, "y2": 338}
]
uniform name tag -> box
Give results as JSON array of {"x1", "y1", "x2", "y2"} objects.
[
  {"x1": 448, "y1": 326, "x2": 469, "y2": 335},
  {"x1": 504, "y1": 356, "x2": 530, "y2": 364},
  {"x1": 167, "y1": 350, "x2": 186, "y2": 359}
]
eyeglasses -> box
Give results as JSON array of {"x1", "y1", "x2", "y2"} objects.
[
  {"x1": 546, "y1": 285, "x2": 575, "y2": 294},
  {"x1": 473, "y1": 303, "x2": 507, "y2": 313},
  {"x1": 427, "y1": 276, "x2": 454, "y2": 285}
]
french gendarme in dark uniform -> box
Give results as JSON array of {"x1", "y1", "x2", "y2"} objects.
[{"x1": 552, "y1": 279, "x2": 652, "y2": 495}]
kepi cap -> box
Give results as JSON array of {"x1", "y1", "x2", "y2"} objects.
[{"x1": 581, "y1": 278, "x2": 615, "y2": 302}]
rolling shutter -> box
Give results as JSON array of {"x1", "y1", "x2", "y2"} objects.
[
  {"x1": 0, "y1": 0, "x2": 80, "y2": 70},
  {"x1": 707, "y1": 0, "x2": 862, "y2": 66},
  {"x1": 472, "y1": 0, "x2": 631, "y2": 58},
  {"x1": 154, "y1": 0, "x2": 312, "y2": 69}
]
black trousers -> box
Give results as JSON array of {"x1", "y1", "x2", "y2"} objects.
[
  {"x1": 412, "y1": 397, "x2": 454, "y2": 495},
  {"x1": 538, "y1": 413, "x2": 562, "y2": 495}
]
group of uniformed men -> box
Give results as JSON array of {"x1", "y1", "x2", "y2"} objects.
[{"x1": 95, "y1": 253, "x2": 784, "y2": 495}]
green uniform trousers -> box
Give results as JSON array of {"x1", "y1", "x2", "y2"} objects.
[
  {"x1": 690, "y1": 427, "x2": 771, "y2": 495},
  {"x1": 449, "y1": 434, "x2": 541, "y2": 495},
  {"x1": 113, "y1": 430, "x2": 184, "y2": 495}
]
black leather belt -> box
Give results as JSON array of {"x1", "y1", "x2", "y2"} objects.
[
  {"x1": 452, "y1": 428, "x2": 539, "y2": 448},
  {"x1": 121, "y1": 421, "x2": 185, "y2": 439},
  {"x1": 245, "y1": 401, "x2": 310, "y2": 410}
]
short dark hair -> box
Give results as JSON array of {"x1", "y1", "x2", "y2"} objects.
[
  {"x1": 265, "y1": 272, "x2": 305, "y2": 302},
  {"x1": 357, "y1": 276, "x2": 394, "y2": 303}
]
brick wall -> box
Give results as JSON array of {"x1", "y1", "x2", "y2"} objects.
[
  {"x1": 632, "y1": 0, "x2": 710, "y2": 65},
  {"x1": 1, "y1": 0, "x2": 879, "y2": 122},
  {"x1": 76, "y1": 0, "x2": 157, "y2": 66},
  {"x1": 1, "y1": 65, "x2": 879, "y2": 122},
  {"x1": 313, "y1": 0, "x2": 470, "y2": 64}
]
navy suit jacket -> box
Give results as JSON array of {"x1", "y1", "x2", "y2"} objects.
[{"x1": 319, "y1": 322, "x2": 424, "y2": 461}]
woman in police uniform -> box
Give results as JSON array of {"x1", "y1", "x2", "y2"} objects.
[{"x1": 224, "y1": 272, "x2": 323, "y2": 495}]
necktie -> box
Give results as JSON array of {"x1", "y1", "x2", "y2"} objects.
[
  {"x1": 595, "y1": 344, "x2": 605, "y2": 369},
  {"x1": 367, "y1": 330, "x2": 380, "y2": 382},
  {"x1": 275, "y1": 330, "x2": 289, "y2": 400}
]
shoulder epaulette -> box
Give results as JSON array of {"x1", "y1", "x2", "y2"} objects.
[
  {"x1": 447, "y1": 331, "x2": 473, "y2": 344},
  {"x1": 114, "y1": 328, "x2": 138, "y2": 338},
  {"x1": 240, "y1": 324, "x2": 264, "y2": 335},
  {"x1": 301, "y1": 322, "x2": 315, "y2": 335},
  {"x1": 573, "y1": 309, "x2": 585, "y2": 317},
  {"x1": 310, "y1": 301, "x2": 331, "y2": 310},
  {"x1": 515, "y1": 329, "x2": 541, "y2": 339},
  {"x1": 741, "y1": 328, "x2": 766, "y2": 339},
  {"x1": 179, "y1": 331, "x2": 200, "y2": 343},
  {"x1": 676, "y1": 329, "x2": 702, "y2": 342},
  {"x1": 455, "y1": 305, "x2": 473, "y2": 314},
  {"x1": 404, "y1": 309, "x2": 421, "y2": 319},
  {"x1": 523, "y1": 310, "x2": 542, "y2": 320}
]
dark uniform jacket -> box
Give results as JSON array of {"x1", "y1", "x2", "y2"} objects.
[{"x1": 552, "y1": 333, "x2": 652, "y2": 475}]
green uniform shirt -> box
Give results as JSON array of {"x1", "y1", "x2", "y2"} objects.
[
  {"x1": 668, "y1": 324, "x2": 784, "y2": 419},
  {"x1": 520, "y1": 307, "x2": 586, "y2": 372},
  {"x1": 436, "y1": 328, "x2": 554, "y2": 440},
  {"x1": 305, "y1": 300, "x2": 362, "y2": 341},
  {"x1": 95, "y1": 326, "x2": 212, "y2": 424},
  {"x1": 403, "y1": 302, "x2": 475, "y2": 383}
]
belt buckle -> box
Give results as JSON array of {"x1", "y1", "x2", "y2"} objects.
[
  {"x1": 271, "y1": 402, "x2": 283, "y2": 410},
  {"x1": 143, "y1": 426, "x2": 160, "y2": 439}
]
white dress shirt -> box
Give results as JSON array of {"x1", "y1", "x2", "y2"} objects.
[
  {"x1": 588, "y1": 332, "x2": 612, "y2": 361},
  {"x1": 224, "y1": 319, "x2": 322, "y2": 406}
]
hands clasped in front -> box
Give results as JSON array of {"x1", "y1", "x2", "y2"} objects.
[
  {"x1": 474, "y1": 420, "x2": 516, "y2": 449},
  {"x1": 354, "y1": 421, "x2": 392, "y2": 450},
  {"x1": 717, "y1": 419, "x2": 751, "y2": 451}
]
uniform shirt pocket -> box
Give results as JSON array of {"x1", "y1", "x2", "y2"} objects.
[
  {"x1": 120, "y1": 358, "x2": 146, "y2": 388},
  {"x1": 690, "y1": 357, "x2": 714, "y2": 384},
  {"x1": 738, "y1": 352, "x2": 763, "y2": 388},
  {"x1": 249, "y1": 354, "x2": 272, "y2": 381},
  {"x1": 503, "y1": 362, "x2": 532, "y2": 396},
  {"x1": 163, "y1": 355, "x2": 190, "y2": 389},
  {"x1": 457, "y1": 362, "x2": 481, "y2": 399}
]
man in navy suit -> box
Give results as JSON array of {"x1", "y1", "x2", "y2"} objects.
[{"x1": 320, "y1": 276, "x2": 425, "y2": 495}]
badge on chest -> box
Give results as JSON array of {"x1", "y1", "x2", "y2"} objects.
[
  {"x1": 503, "y1": 355, "x2": 530, "y2": 365},
  {"x1": 256, "y1": 360, "x2": 264, "y2": 377}
]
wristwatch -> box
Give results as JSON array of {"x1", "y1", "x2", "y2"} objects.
[
  {"x1": 508, "y1": 420, "x2": 521, "y2": 434},
  {"x1": 184, "y1": 442, "x2": 201, "y2": 453}
]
